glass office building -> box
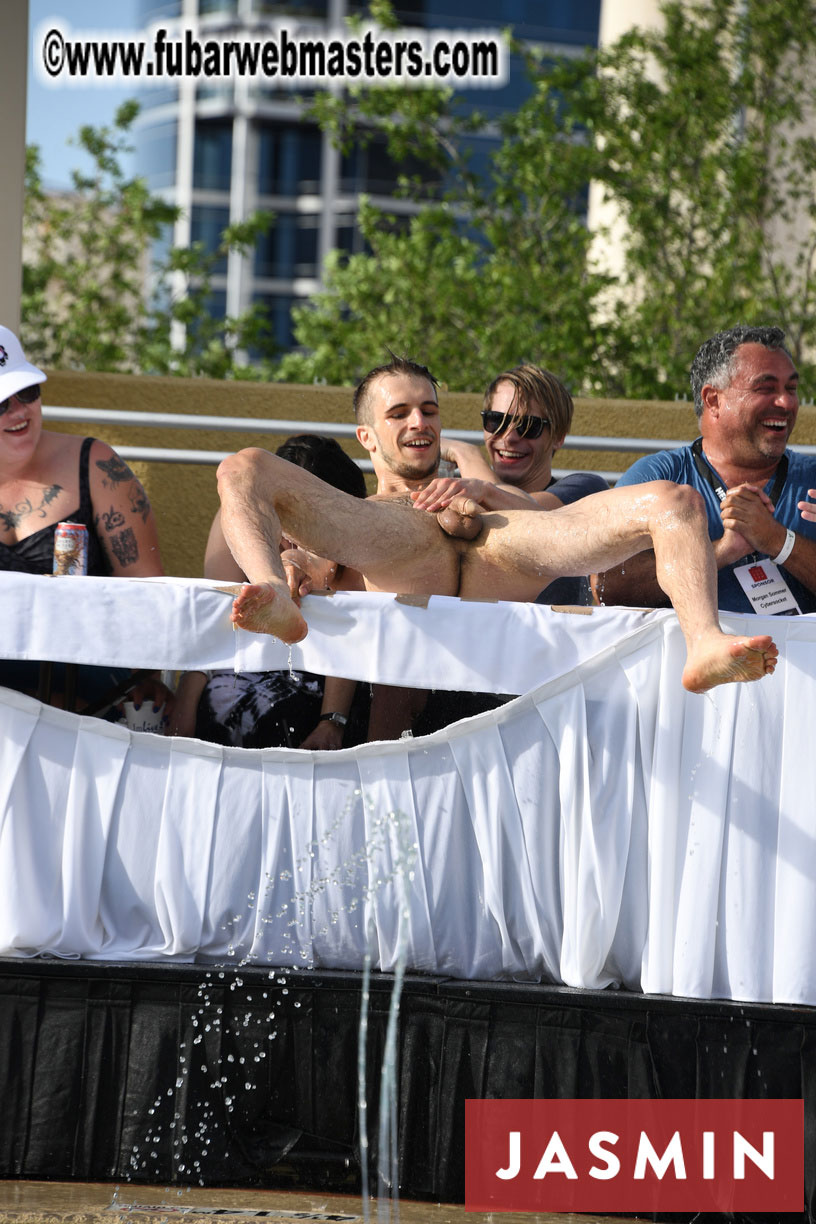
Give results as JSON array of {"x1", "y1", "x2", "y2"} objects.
[{"x1": 136, "y1": 0, "x2": 601, "y2": 352}]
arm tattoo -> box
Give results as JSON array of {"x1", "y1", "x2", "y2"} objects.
[
  {"x1": 110, "y1": 526, "x2": 139, "y2": 568},
  {"x1": 128, "y1": 483, "x2": 151, "y2": 523},
  {"x1": 99, "y1": 505, "x2": 126, "y2": 531},
  {"x1": 0, "y1": 484, "x2": 63, "y2": 530},
  {"x1": 96, "y1": 455, "x2": 135, "y2": 487}
]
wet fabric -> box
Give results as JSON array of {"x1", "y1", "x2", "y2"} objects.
[
  {"x1": 195, "y1": 668, "x2": 324, "y2": 748},
  {"x1": 0, "y1": 581, "x2": 814, "y2": 1005}
]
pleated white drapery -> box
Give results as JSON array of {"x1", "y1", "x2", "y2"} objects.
[{"x1": 0, "y1": 572, "x2": 813, "y2": 1005}]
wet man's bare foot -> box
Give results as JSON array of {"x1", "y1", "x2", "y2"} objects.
[
  {"x1": 228, "y1": 581, "x2": 307, "y2": 643},
  {"x1": 682, "y1": 633, "x2": 778, "y2": 694},
  {"x1": 436, "y1": 494, "x2": 483, "y2": 541}
]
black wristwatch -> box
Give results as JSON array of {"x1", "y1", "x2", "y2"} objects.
[{"x1": 319, "y1": 712, "x2": 348, "y2": 727}]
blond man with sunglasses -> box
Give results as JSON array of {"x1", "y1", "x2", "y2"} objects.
[
  {"x1": 423, "y1": 364, "x2": 605, "y2": 511},
  {"x1": 413, "y1": 364, "x2": 608, "y2": 603}
]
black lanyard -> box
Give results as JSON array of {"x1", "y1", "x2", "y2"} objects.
[
  {"x1": 690, "y1": 437, "x2": 789, "y2": 507},
  {"x1": 690, "y1": 437, "x2": 790, "y2": 574}
]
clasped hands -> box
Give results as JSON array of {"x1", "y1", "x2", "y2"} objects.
[{"x1": 716, "y1": 483, "x2": 787, "y2": 565}]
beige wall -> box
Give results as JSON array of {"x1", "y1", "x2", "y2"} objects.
[{"x1": 42, "y1": 369, "x2": 816, "y2": 578}]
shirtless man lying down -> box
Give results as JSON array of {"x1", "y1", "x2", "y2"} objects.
[{"x1": 215, "y1": 364, "x2": 777, "y2": 695}]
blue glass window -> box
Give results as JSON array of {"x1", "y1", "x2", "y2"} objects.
[
  {"x1": 199, "y1": 0, "x2": 238, "y2": 14},
  {"x1": 193, "y1": 120, "x2": 233, "y2": 191},
  {"x1": 136, "y1": 122, "x2": 178, "y2": 190},
  {"x1": 257, "y1": 122, "x2": 322, "y2": 196},
  {"x1": 254, "y1": 215, "x2": 319, "y2": 278},
  {"x1": 190, "y1": 205, "x2": 231, "y2": 275}
]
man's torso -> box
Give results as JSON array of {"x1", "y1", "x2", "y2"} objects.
[{"x1": 618, "y1": 444, "x2": 816, "y2": 613}]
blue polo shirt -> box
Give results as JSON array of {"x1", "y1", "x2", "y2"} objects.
[{"x1": 616, "y1": 443, "x2": 816, "y2": 613}]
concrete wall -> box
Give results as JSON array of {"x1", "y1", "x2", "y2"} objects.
[{"x1": 42, "y1": 369, "x2": 816, "y2": 578}]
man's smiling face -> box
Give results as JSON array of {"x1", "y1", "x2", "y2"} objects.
[
  {"x1": 705, "y1": 342, "x2": 800, "y2": 465},
  {"x1": 483, "y1": 378, "x2": 561, "y2": 493},
  {"x1": 357, "y1": 372, "x2": 441, "y2": 483}
]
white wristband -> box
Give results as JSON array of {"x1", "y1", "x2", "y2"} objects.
[{"x1": 772, "y1": 528, "x2": 796, "y2": 567}]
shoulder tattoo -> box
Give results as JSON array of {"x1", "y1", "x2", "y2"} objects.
[
  {"x1": 96, "y1": 454, "x2": 136, "y2": 487},
  {"x1": 128, "y1": 482, "x2": 151, "y2": 523}
]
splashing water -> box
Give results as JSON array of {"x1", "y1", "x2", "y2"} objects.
[
  {"x1": 124, "y1": 787, "x2": 418, "y2": 1219},
  {"x1": 358, "y1": 807, "x2": 416, "y2": 1224}
]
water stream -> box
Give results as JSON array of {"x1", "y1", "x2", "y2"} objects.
[{"x1": 123, "y1": 791, "x2": 417, "y2": 1224}]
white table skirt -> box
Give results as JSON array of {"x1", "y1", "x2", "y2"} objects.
[{"x1": 1, "y1": 572, "x2": 814, "y2": 1005}]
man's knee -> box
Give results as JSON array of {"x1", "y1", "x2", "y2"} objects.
[
  {"x1": 652, "y1": 479, "x2": 706, "y2": 523},
  {"x1": 217, "y1": 447, "x2": 274, "y2": 495}
]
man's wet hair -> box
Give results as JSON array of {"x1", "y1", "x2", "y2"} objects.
[
  {"x1": 353, "y1": 353, "x2": 439, "y2": 424},
  {"x1": 689, "y1": 325, "x2": 794, "y2": 419},
  {"x1": 276, "y1": 434, "x2": 367, "y2": 499},
  {"x1": 483, "y1": 364, "x2": 574, "y2": 441}
]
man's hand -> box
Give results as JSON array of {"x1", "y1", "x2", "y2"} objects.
[
  {"x1": 439, "y1": 438, "x2": 491, "y2": 479},
  {"x1": 411, "y1": 477, "x2": 536, "y2": 514},
  {"x1": 799, "y1": 489, "x2": 816, "y2": 523},
  {"x1": 410, "y1": 477, "x2": 489, "y2": 513},
  {"x1": 280, "y1": 546, "x2": 338, "y2": 600},
  {"x1": 719, "y1": 483, "x2": 785, "y2": 557}
]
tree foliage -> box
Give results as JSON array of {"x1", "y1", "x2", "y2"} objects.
[
  {"x1": 23, "y1": 101, "x2": 277, "y2": 378},
  {"x1": 583, "y1": 0, "x2": 816, "y2": 396},
  {"x1": 279, "y1": 50, "x2": 612, "y2": 393},
  {"x1": 22, "y1": 2, "x2": 816, "y2": 396},
  {"x1": 281, "y1": 0, "x2": 816, "y2": 397}
]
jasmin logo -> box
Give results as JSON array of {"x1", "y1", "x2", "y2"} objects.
[{"x1": 465, "y1": 1098, "x2": 803, "y2": 1213}]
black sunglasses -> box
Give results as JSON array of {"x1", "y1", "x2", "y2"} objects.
[
  {"x1": 481, "y1": 409, "x2": 550, "y2": 439},
  {"x1": 0, "y1": 385, "x2": 41, "y2": 416}
]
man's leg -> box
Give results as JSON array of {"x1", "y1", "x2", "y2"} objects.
[
  {"x1": 461, "y1": 481, "x2": 777, "y2": 692},
  {"x1": 216, "y1": 448, "x2": 458, "y2": 641}
]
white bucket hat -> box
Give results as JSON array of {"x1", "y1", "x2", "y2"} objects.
[{"x1": 0, "y1": 326, "x2": 46, "y2": 402}]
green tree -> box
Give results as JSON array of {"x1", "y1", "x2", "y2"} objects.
[
  {"x1": 583, "y1": 0, "x2": 816, "y2": 397},
  {"x1": 278, "y1": 48, "x2": 612, "y2": 393},
  {"x1": 280, "y1": 0, "x2": 816, "y2": 397},
  {"x1": 23, "y1": 101, "x2": 276, "y2": 377}
]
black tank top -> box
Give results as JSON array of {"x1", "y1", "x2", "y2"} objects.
[{"x1": 0, "y1": 437, "x2": 110, "y2": 576}]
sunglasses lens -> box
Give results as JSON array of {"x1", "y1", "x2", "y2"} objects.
[
  {"x1": 0, "y1": 386, "x2": 41, "y2": 416},
  {"x1": 482, "y1": 410, "x2": 549, "y2": 439},
  {"x1": 518, "y1": 416, "x2": 549, "y2": 440}
]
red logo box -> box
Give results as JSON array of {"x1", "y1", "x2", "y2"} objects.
[{"x1": 465, "y1": 1098, "x2": 803, "y2": 1213}]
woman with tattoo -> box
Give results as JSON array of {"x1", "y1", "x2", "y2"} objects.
[{"x1": 0, "y1": 325, "x2": 166, "y2": 708}]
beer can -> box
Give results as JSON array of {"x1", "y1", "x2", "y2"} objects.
[{"x1": 53, "y1": 522, "x2": 89, "y2": 576}]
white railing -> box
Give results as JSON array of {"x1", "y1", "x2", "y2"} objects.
[{"x1": 43, "y1": 403, "x2": 816, "y2": 483}]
